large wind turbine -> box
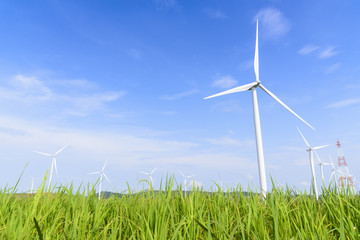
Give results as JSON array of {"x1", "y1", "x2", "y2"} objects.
[
  {"x1": 140, "y1": 167, "x2": 158, "y2": 188},
  {"x1": 204, "y1": 20, "x2": 315, "y2": 198},
  {"x1": 178, "y1": 170, "x2": 195, "y2": 196},
  {"x1": 34, "y1": 144, "x2": 69, "y2": 191},
  {"x1": 89, "y1": 161, "x2": 111, "y2": 199},
  {"x1": 297, "y1": 127, "x2": 329, "y2": 200}
]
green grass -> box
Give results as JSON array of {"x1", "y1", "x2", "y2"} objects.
[{"x1": 0, "y1": 175, "x2": 359, "y2": 239}]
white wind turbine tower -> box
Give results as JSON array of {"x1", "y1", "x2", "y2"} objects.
[
  {"x1": 314, "y1": 151, "x2": 332, "y2": 187},
  {"x1": 140, "y1": 167, "x2": 158, "y2": 189},
  {"x1": 204, "y1": 20, "x2": 315, "y2": 199},
  {"x1": 34, "y1": 144, "x2": 69, "y2": 191},
  {"x1": 297, "y1": 127, "x2": 329, "y2": 200},
  {"x1": 178, "y1": 170, "x2": 195, "y2": 196},
  {"x1": 30, "y1": 177, "x2": 35, "y2": 194},
  {"x1": 89, "y1": 161, "x2": 111, "y2": 199}
]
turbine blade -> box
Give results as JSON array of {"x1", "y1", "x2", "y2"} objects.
[
  {"x1": 314, "y1": 150, "x2": 322, "y2": 164},
  {"x1": 254, "y1": 19, "x2": 259, "y2": 83},
  {"x1": 178, "y1": 170, "x2": 185, "y2": 178},
  {"x1": 329, "y1": 171, "x2": 335, "y2": 181},
  {"x1": 102, "y1": 161, "x2": 108, "y2": 171},
  {"x1": 55, "y1": 144, "x2": 69, "y2": 156},
  {"x1": 151, "y1": 167, "x2": 158, "y2": 175},
  {"x1": 140, "y1": 171, "x2": 149, "y2": 175},
  {"x1": 313, "y1": 145, "x2": 330, "y2": 150},
  {"x1": 296, "y1": 127, "x2": 311, "y2": 149},
  {"x1": 89, "y1": 172, "x2": 101, "y2": 175},
  {"x1": 259, "y1": 84, "x2": 315, "y2": 131},
  {"x1": 33, "y1": 151, "x2": 52, "y2": 157},
  {"x1": 103, "y1": 173, "x2": 111, "y2": 183},
  {"x1": 204, "y1": 82, "x2": 258, "y2": 99}
]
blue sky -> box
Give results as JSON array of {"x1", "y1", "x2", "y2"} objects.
[{"x1": 0, "y1": 0, "x2": 359, "y2": 193}]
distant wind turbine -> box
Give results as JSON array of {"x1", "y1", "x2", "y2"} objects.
[
  {"x1": 297, "y1": 127, "x2": 329, "y2": 200},
  {"x1": 140, "y1": 167, "x2": 158, "y2": 188},
  {"x1": 329, "y1": 155, "x2": 338, "y2": 188},
  {"x1": 204, "y1": 19, "x2": 315, "y2": 199},
  {"x1": 89, "y1": 161, "x2": 111, "y2": 199},
  {"x1": 178, "y1": 170, "x2": 195, "y2": 196},
  {"x1": 314, "y1": 151, "x2": 331, "y2": 187},
  {"x1": 34, "y1": 144, "x2": 69, "y2": 191}
]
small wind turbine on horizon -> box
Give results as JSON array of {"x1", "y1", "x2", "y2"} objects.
[
  {"x1": 297, "y1": 127, "x2": 329, "y2": 200},
  {"x1": 329, "y1": 155, "x2": 339, "y2": 188},
  {"x1": 178, "y1": 170, "x2": 195, "y2": 196},
  {"x1": 33, "y1": 144, "x2": 69, "y2": 191},
  {"x1": 314, "y1": 151, "x2": 332, "y2": 187},
  {"x1": 204, "y1": 19, "x2": 315, "y2": 199},
  {"x1": 89, "y1": 161, "x2": 111, "y2": 199},
  {"x1": 140, "y1": 167, "x2": 158, "y2": 189}
]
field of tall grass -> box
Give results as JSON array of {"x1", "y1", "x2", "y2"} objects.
[{"x1": 1, "y1": 174, "x2": 359, "y2": 239}]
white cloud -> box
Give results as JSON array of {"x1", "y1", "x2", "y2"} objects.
[
  {"x1": 212, "y1": 75, "x2": 237, "y2": 89},
  {"x1": 155, "y1": 0, "x2": 180, "y2": 10},
  {"x1": 207, "y1": 136, "x2": 253, "y2": 148},
  {"x1": 324, "y1": 62, "x2": 341, "y2": 74},
  {"x1": 238, "y1": 60, "x2": 253, "y2": 71},
  {"x1": 319, "y1": 46, "x2": 339, "y2": 59},
  {"x1": 298, "y1": 44, "x2": 319, "y2": 55},
  {"x1": 300, "y1": 181, "x2": 310, "y2": 187},
  {"x1": 0, "y1": 74, "x2": 126, "y2": 116},
  {"x1": 211, "y1": 101, "x2": 242, "y2": 113},
  {"x1": 161, "y1": 89, "x2": 198, "y2": 100},
  {"x1": 204, "y1": 9, "x2": 227, "y2": 19},
  {"x1": 326, "y1": 98, "x2": 360, "y2": 109},
  {"x1": 128, "y1": 49, "x2": 143, "y2": 60},
  {"x1": 8, "y1": 74, "x2": 53, "y2": 101},
  {"x1": 254, "y1": 8, "x2": 291, "y2": 40}
]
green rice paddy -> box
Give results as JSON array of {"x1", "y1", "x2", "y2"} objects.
[{"x1": 1, "y1": 175, "x2": 359, "y2": 239}]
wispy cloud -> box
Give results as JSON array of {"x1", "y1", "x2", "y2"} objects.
[
  {"x1": 300, "y1": 181, "x2": 310, "y2": 187},
  {"x1": 207, "y1": 136, "x2": 253, "y2": 148},
  {"x1": 161, "y1": 89, "x2": 198, "y2": 101},
  {"x1": 319, "y1": 46, "x2": 339, "y2": 59},
  {"x1": 324, "y1": 62, "x2": 341, "y2": 74},
  {"x1": 0, "y1": 74, "x2": 126, "y2": 116},
  {"x1": 326, "y1": 98, "x2": 360, "y2": 109},
  {"x1": 212, "y1": 75, "x2": 237, "y2": 89},
  {"x1": 254, "y1": 8, "x2": 291, "y2": 40},
  {"x1": 238, "y1": 60, "x2": 253, "y2": 71},
  {"x1": 128, "y1": 49, "x2": 143, "y2": 60},
  {"x1": 298, "y1": 44, "x2": 319, "y2": 55},
  {"x1": 211, "y1": 101, "x2": 242, "y2": 113},
  {"x1": 9, "y1": 74, "x2": 53, "y2": 101},
  {"x1": 204, "y1": 9, "x2": 227, "y2": 19},
  {"x1": 154, "y1": 0, "x2": 180, "y2": 10}
]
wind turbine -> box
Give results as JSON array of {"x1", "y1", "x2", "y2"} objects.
[
  {"x1": 34, "y1": 144, "x2": 69, "y2": 191},
  {"x1": 204, "y1": 19, "x2": 315, "y2": 199},
  {"x1": 30, "y1": 177, "x2": 35, "y2": 194},
  {"x1": 178, "y1": 170, "x2": 195, "y2": 196},
  {"x1": 314, "y1": 151, "x2": 332, "y2": 187},
  {"x1": 329, "y1": 155, "x2": 338, "y2": 188},
  {"x1": 140, "y1": 167, "x2": 158, "y2": 188},
  {"x1": 89, "y1": 161, "x2": 111, "y2": 199},
  {"x1": 297, "y1": 127, "x2": 329, "y2": 200}
]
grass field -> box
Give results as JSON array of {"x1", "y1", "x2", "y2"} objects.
[{"x1": 1, "y1": 175, "x2": 359, "y2": 239}]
